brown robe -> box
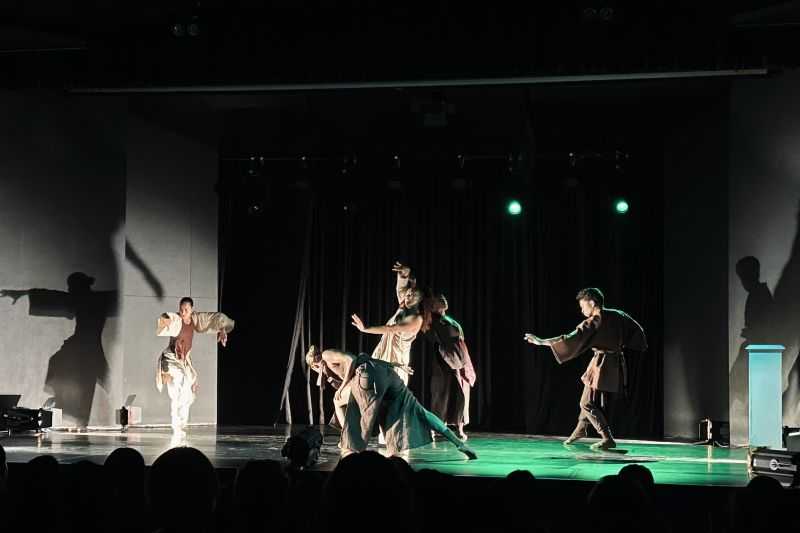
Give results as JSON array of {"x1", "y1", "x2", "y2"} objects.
[{"x1": 551, "y1": 308, "x2": 647, "y2": 393}]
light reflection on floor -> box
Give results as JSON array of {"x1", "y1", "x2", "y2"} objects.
[{"x1": 0, "y1": 426, "x2": 750, "y2": 486}]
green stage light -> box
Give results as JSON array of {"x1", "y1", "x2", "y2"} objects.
[
  {"x1": 507, "y1": 200, "x2": 522, "y2": 216},
  {"x1": 614, "y1": 198, "x2": 629, "y2": 214}
]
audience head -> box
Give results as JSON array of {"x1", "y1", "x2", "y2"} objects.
[
  {"x1": 587, "y1": 475, "x2": 646, "y2": 532},
  {"x1": 149, "y1": 447, "x2": 218, "y2": 530},
  {"x1": 619, "y1": 463, "x2": 655, "y2": 499},
  {"x1": 325, "y1": 451, "x2": 411, "y2": 532}
]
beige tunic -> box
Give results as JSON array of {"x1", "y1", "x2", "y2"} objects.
[
  {"x1": 155, "y1": 311, "x2": 235, "y2": 392},
  {"x1": 371, "y1": 274, "x2": 419, "y2": 382}
]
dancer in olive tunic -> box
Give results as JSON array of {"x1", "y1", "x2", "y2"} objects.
[
  {"x1": 305, "y1": 346, "x2": 477, "y2": 460},
  {"x1": 525, "y1": 288, "x2": 646, "y2": 450}
]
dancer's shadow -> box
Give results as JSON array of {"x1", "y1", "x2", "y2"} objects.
[
  {"x1": 0, "y1": 272, "x2": 118, "y2": 427},
  {"x1": 773, "y1": 201, "x2": 800, "y2": 423},
  {"x1": 730, "y1": 256, "x2": 776, "y2": 430}
]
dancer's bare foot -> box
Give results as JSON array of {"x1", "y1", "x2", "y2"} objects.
[
  {"x1": 458, "y1": 445, "x2": 478, "y2": 460},
  {"x1": 590, "y1": 436, "x2": 616, "y2": 451},
  {"x1": 564, "y1": 425, "x2": 588, "y2": 445}
]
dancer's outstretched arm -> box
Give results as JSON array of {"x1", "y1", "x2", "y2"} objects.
[
  {"x1": 523, "y1": 333, "x2": 562, "y2": 346},
  {"x1": 351, "y1": 313, "x2": 422, "y2": 336}
]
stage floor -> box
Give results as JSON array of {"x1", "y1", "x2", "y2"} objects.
[{"x1": 0, "y1": 426, "x2": 751, "y2": 487}]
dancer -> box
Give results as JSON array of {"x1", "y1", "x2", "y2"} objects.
[
  {"x1": 525, "y1": 288, "x2": 646, "y2": 450},
  {"x1": 156, "y1": 297, "x2": 234, "y2": 434},
  {"x1": 421, "y1": 293, "x2": 476, "y2": 440},
  {"x1": 365, "y1": 262, "x2": 423, "y2": 385},
  {"x1": 305, "y1": 345, "x2": 477, "y2": 460}
]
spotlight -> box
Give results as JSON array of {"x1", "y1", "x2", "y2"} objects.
[
  {"x1": 451, "y1": 177, "x2": 467, "y2": 191},
  {"x1": 187, "y1": 17, "x2": 201, "y2": 37},
  {"x1": 507, "y1": 200, "x2": 522, "y2": 216},
  {"x1": 599, "y1": 7, "x2": 614, "y2": 21},
  {"x1": 171, "y1": 23, "x2": 185, "y2": 37},
  {"x1": 387, "y1": 179, "x2": 402, "y2": 191},
  {"x1": 614, "y1": 198, "x2": 629, "y2": 214},
  {"x1": 247, "y1": 156, "x2": 260, "y2": 176}
]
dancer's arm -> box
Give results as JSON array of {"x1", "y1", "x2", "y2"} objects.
[
  {"x1": 392, "y1": 261, "x2": 413, "y2": 305},
  {"x1": 525, "y1": 316, "x2": 599, "y2": 364},
  {"x1": 0, "y1": 289, "x2": 29, "y2": 304},
  {"x1": 321, "y1": 350, "x2": 357, "y2": 400},
  {"x1": 523, "y1": 333, "x2": 563, "y2": 346},
  {"x1": 351, "y1": 313, "x2": 422, "y2": 336},
  {"x1": 192, "y1": 312, "x2": 235, "y2": 346},
  {"x1": 157, "y1": 312, "x2": 182, "y2": 336}
]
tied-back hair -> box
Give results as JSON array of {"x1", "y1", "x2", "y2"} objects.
[{"x1": 421, "y1": 289, "x2": 447, "y2": 333}]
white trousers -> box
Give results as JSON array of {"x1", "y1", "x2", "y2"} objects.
[{"x1": 164, "y1": 359, "x2": 196, "y2": 431}]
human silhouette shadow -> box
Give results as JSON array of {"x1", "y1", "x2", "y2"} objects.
[
  {"x1": 0, "y1": 272, "x2": 118, "y2": 427},
  {"x1": 771, "y1": 202, "x2": 800, "y2": 424},
  {"x1": 731, "y1": 256, "x2": 776, "y2": 432}
]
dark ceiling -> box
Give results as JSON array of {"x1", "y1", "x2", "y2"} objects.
[{"x1": 1, "y1": 1, "x2": 799, "y2": 90}]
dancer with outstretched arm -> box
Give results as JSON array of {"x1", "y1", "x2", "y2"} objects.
[{"x1": 525, "y1": 288, "x2": 646, "y2": 450}]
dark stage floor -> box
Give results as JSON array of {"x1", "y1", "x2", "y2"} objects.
[{"x1": 0, "y1": 425, "x2": 751, "y2": 486}]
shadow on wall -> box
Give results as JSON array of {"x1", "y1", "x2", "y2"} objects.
[
  {"x1": 0, "y1": 273, "x2": 117, "y2": 427},
  {"x1": 772, "y1": 202, "x2": 800, "y2": 424},
  {"x1": 733, "y1": 199, "x2": 800, "y2": 431},
  {"x1": 730, "y1": 255, "x2": 774, "y2": 432},
  {"x1": 126, "y1": 240, "x2": 165, "y2": 301}
]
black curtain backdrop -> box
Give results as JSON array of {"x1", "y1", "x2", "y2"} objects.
[{"x1": 218, "y1": 151, "x2": 664, "y2": 439}]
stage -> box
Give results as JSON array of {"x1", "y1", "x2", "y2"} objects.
[{"x1": 0, "y1": 425, "x2": 751, "y2": 487}]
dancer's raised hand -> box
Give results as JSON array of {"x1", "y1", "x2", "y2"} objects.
[
  {"x1": 392, "y1": 261, "x2": 411, "y2": 277},
  {"x1": 398, "y1": 364, "x2": 414, "y2": 375},
  {"x1": 351, "y1": 314, "x2": 367, "y2": 332}
]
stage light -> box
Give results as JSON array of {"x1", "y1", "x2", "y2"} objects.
[
  {"x1": 187, "y1": 17, "x2": 201, "y2": 37},
  {"x1": 614, "y1": 198, "x2": 629, "y2": 214},
  {"x1": 507, "y1": 200, "x2": 522, "y2": 216}
]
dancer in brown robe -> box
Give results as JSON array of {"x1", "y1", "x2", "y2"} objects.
[
  {"x1": 421, "y1": 293, "x2": 476, "y2": 441},
  {"x1": 525, "y1": 288, "x2": 646, "y2": 450},
  {"x1": 305, "y1": 346, "x2": 477, "y2": 460}
]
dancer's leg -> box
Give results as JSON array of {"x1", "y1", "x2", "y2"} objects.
[{"x1": 421, "y1": 407, "x2": 477, "y2": 460}]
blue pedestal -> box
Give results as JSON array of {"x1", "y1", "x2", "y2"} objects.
[{"x1": 747, "y1": 344, "x2": 784, "y2": 449}]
